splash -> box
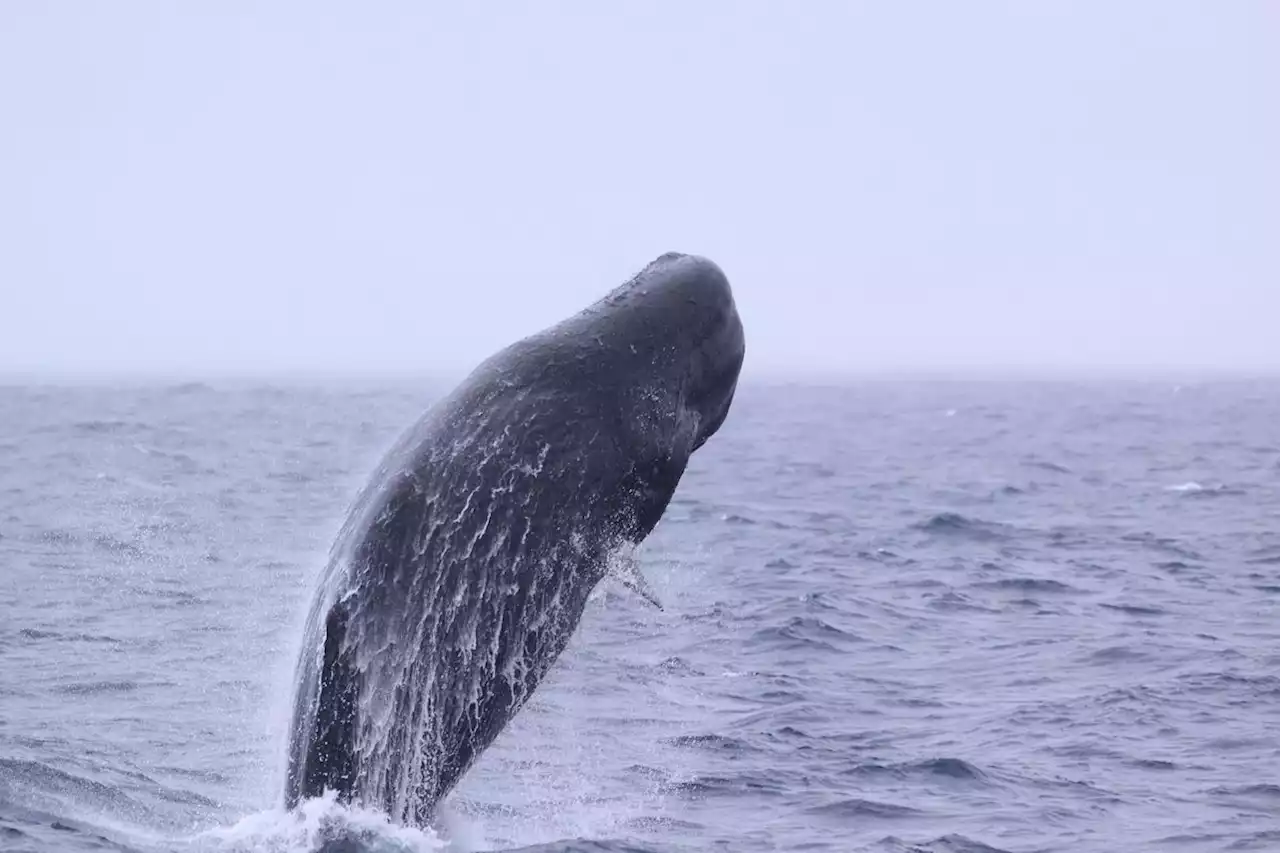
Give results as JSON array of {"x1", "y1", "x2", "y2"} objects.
[{"x1": 192, "y1": 792, "x2": 445, "y2": 853}]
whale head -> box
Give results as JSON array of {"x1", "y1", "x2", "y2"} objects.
[
  {"x1": 565, "y1": 251, "x2": 746, "y2": 541},
  {"x1": 618, "y1": 252, "x2": 745, "y2": 450},
  {"x1": 466, "y1": 251, "x2": 745, "y2": 545}
]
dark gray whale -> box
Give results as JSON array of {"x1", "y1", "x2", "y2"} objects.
[{"x1": 283, "y1": 252, "x2": 745, "y2": 824}]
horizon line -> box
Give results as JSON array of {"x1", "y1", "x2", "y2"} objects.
[{"x1": 2, "y1": 363, "x2": 1279, "y2": 387}]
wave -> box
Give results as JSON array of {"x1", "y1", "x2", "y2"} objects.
[
  {"x1": 16, "y1": 629, "x2": 123, "y2": 644},
  {"x1": 652, "y1": 656, "x2": 703, "y2": 676},
  {"x1": 1098, "y1": 602, "x2": 1166, "y2": 616},
  {"x1": 1207, "y1": 783, "x2": 1280, "y2": 798},
  {"x1": 1174, "y1": 672, "x2": 1280, "y2": 697},
  {"x1": 668, "y1": 769, "x2": 801, "y2": 799},
  {"x1": 1164, "y1": 481, "x2": 1245, "y2": 498},
  {"x1": 53, "y1": 681, "x2": 158, "y2": 696},
  {"x1": 874, "y1": 835, "x2": 1015, "y2": 853},
  {"x1": 748, "y1": 616, "x2": 863, "y2": 652},
  {"x1": 0, "y1": 758, "x2": 147, "y2": 818},
  {"x1": 971, "y1": 577, "x2": 1078, "y2": 594},
  {"x1": 1023, "y1": 458, "x2": 1071, "y2": 474},
  {"x1": 912, "y1": 513, "x2": 1011, "y2": 542},
  {"x1": 660, "y1": 734, "x2": 759, "y2": 754},
  {"x1": 1154, "y1": 560, "x2": 1198, "y2": 573},
  {"x1": 1085, "y1": 645, "x2": 1151, "y2": 664},
  {"x1": 0, "y1": 754, "x2": 225, "y2": 851},
  {"x1": 72, "y1": 421, "x2": 139, "y2": 435},
  {"x1": 804, "y1": 797, "x2": 921, "y2": 818},
  {"x1": 0, "y1": 803, "x2": 140, "y2": 853},
  {"x1": 90, "y1": 534, "x2": 150, "y2": 560},
  {"x1": 717, "y1": 512, "x2": 791, "y2": 530},
  {"x1": 1120, "y1": 532, "x2": 1203, "y2": 561},
  {"x1": 500, "y1": 842, "x2": 677, "y2": 853},
  {"x1": 840, "y1": 757, "x2": 987, "y2": 782},
  {"x1": 926, "y1": 591, "x2": 998, "y2": 613}
]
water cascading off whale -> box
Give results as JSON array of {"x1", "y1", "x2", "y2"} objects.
[{"x1": 284, "y1": 252, "x2": 746, "y2": 825}]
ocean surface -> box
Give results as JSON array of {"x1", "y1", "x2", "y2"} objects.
[{"x1": 2, "y1": 379, "x2": 1279, "y2": 853}]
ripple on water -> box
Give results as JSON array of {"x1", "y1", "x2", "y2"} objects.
[
  {"x1": 805, "y1": 798, "x2": 923, "y2": 819},
  {"x1": 840, "y1": 758, "x2": 988, "y2": 782},
  {"x1": 747, "y1": 616, "x2": 864, "y2": 652},
  {"x1": 911, "y1": 513, "x2": 1014, "y2": 542}
]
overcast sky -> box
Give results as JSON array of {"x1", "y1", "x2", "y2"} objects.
[{"x1": 1, "y1": 3, "x2": 1276, "y2": 379}]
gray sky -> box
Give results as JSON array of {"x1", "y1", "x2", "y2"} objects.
[{"x1": 1, "y1": 2, "x2": 1276, "y2": 379}]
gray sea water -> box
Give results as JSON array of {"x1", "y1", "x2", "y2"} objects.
[{"x1": 2, "y1": 379, "x2": 1279, "y2": 853}]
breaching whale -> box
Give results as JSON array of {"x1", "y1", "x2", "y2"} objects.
[{"x1": 284, "y1": 252, "x2": 745, "y2": 825}]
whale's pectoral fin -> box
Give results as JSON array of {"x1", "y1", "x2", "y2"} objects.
[{"x1": 612, "y1": 554, "x2": 663, "y2": 610}]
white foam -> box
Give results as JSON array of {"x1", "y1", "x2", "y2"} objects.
[{"x1": 189, "y1": 793, "x2": 446, "y2": 853}]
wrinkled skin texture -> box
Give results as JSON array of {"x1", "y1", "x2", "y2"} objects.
[{"x1": 284, "y1": 253, "x2": 745, "y2": 825}]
